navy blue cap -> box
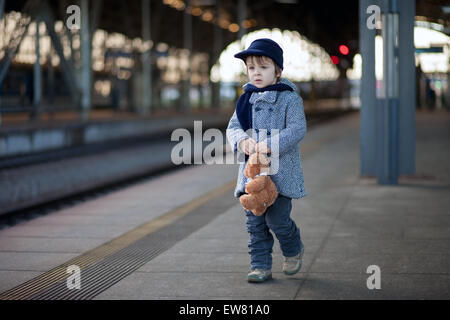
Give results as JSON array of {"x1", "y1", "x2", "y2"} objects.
[{"x1": 234, "y1": 38, "x2": 284, "y2": 70}]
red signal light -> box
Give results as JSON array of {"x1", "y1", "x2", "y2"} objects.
[
  {"x1": 331, "y1": 56, "x2": 339, "y2": 65},
  {"x1": 339, "y1": 45, "x2": 349, "y2": 55}
]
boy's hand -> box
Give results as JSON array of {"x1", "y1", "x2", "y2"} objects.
[
  {"x1": 239, "y1": 138, "x2": 257, "y2": 155},
  {"x1": 255, "y1": 141, "x2": 271, "y2": 154}
]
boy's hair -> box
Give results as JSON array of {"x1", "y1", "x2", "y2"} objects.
[{"x1": 245, "y1": 55, "x2": 282, "y2": 82}]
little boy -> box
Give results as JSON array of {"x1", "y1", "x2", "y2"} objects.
[{"x1": 226, "y1": 38, "x2": 307, "y2": 282}]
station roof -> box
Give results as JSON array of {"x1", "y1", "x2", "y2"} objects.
[{"x1": 5, "y1": 0, "x2": 449, "y2": 69}]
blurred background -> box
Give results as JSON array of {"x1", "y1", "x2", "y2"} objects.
[
  {"x1": 1, "y1": 0, "x2": 447, "y2": 122},
  {"x1": 0, "y1": 1, "x2": 449, "y2": 301},
  {"x1": 0, "y1": 0, "x2": 448, "y2": 214}
]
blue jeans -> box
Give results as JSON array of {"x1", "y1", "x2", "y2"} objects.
[{"x1": 244, "y1": 194, "x2": 303, "y2": 270}]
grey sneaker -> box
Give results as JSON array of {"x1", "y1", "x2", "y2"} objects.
[
  {"x1": 247, "y1": 269, "x2": 272, "y2": 283},
  {"x1": 282, "y1": 246, "x2": 304, "y2": 275}
]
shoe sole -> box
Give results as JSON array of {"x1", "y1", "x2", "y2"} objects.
[
  {"x1": 247, "y1": 273, "x2": 272, "y2": 283},
  {"x1": 283, "y1": 248, "x2": 304, "y2": 275},
  {"x1": 283, "y1": 263, "x2": 302, "y2": 275}
]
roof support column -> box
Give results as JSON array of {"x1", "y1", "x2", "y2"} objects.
[
  {"x1": 47, "y1": 45, "x2": 55, "y2": 107},
  {"x1": 0, "y1": 0, "x2": 4, "y2": 124},
  {"x1": 377, "y1": 0, "x2": 415, "y2": 184},
  {"x1": 237, "y1": 0, "x2": 246, "y2": 40},
  {"x1": 80, "y1": 0, "x2": 91, "y2": 120},
  {"x1": 378, "y1": 0, "x2": 400, "y2": 184},
  {"x1": 0, "y1": 0, "x2": 4, "y2": 21},
  {"x1": 211, "y1": 0, "x2": 222, "y2": 109},
  {"x1": 141, "y1": 0, "x2": 152, "y2": 116},
  {"x1": 397, "y1": 0, "x2": 415, "y2": 175},
  {"x1": 359, "y1": 0, "x2": 379, "y2": 176},
  {"x1": 182, "y1": 0, "x2": 192, "y2": 111},
  {"x1": 31, "y1": 16, "x2": 42, "y2": 120},
  {"x1": 360, "y1": 0, "x2": 416, "y2": 182}
]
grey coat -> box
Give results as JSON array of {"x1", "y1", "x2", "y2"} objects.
[{"x1": 226, "y1": 78, "x2": 307, "y2": 199}]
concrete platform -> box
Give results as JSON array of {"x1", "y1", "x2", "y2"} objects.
[{"x1": 0, "y1": 109, "x2": 449, "y2": 299}]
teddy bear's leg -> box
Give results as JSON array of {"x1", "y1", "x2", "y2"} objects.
[
  {"x1": 240, "y1": 194, "x2": 257, "y2": 212},
  {"x1": 252, "y1": 205, "x2": 266, "y2": 216}
]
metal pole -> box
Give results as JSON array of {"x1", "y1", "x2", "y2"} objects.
[
  {"x1": 47, "y1": 46, "x2": 55, "y2": 107},
  {"x1": 0, "y1": 0, "x2": 4, "y2": 21},
  {"x1": 378, "y1": 0, "x2": 399, "y2": 185},
  {"x1": 141, "y1": 0, "x2": 151, "y2": 115},
  {"x1": 359, "y1": 0, "x2": 378, "y2": 176},
  {"x1": 237, "y1": 0, "x2": 246, "y2": 40},
  {"x1": 33, "y1": 19, "x2": 42, "y2": 109},
  {"x1": 211, "y1": 0, "x2": 222, "y2": 109},
  {"x1": 41, "y1": 3, "x2": 79, "y2": 102},
  {"x1": 89, "y1": 0, "x2": 102, "y2": 113},
  {"x1": 30, "y1": 17, "x2": 42, "y2": 121},
  {"x1": 398, "y1": 0, "x2": 415, "y2": 174},
  {"x1": 0, "y1": 16, "x2": 32, "y2": 87},
  {"x1": 0, "y1": 0, "x2": 3, "y2": 124},
  {"x1": 80, "y1": 0, "x2": 91, "y2": 120},
  {"x1": 182, "y1": 0, "x2": 192, "y2": 111}
]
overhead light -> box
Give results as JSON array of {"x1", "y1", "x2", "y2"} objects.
[
  {"x1": 191, "y1": 7, "x2": 203, "y2": 16},
  {"x1": 228, "y1": 23, "x2": 239, "y2": 33},
  {"x1": 330, "y1": 56, "x2": 339, "y2": 65},
  {"x1": 201, "y1": 11, "x2": 213, "y2": 22},
  {"x1": 339, "y1": 45, "x2": 349, "y2": 55}
]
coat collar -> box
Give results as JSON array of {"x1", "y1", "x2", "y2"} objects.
[
  {"x1": 244, "y1": 78, "x2": 296, "y2": 104},
  {"x1": 242, "y1": 78, "x2": 297, "y2": 92},
  {"x1": 249, "y1": 90, "x2": 277, "y2": 104}
]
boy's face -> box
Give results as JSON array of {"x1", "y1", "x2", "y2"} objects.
[{"x1": 245, "y1": 56, "x2": 281, "y2": 88}]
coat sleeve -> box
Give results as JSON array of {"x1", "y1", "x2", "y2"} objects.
[
  {"x1": 265, "y1": 94, "x2": 307, "y2": 156},
  {"x1": 226, "y1": 110, "x2": 251, "y2": 154}
]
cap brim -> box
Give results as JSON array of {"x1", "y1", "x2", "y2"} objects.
[{"x1": 234, "y1": 49, "x2": 268, "y2": 61}]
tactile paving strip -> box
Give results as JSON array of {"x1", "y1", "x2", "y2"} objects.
[{"x1": 0, "y1": 181, "x2": 236, "y2": 300}]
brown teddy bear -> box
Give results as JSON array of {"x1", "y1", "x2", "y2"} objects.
[{"x1": 239, "y1": 152, "x2": 278, "y2": 216}]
